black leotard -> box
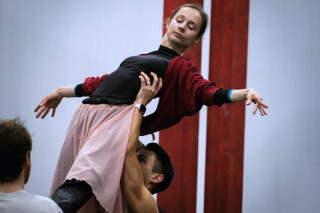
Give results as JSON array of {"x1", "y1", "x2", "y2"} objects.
[
  {"x1": 82, "y1": 46, "x2": 179, "y2": 105},
  {"x1": 81, "y1": 45, "x2": 231, "y2": 106}
]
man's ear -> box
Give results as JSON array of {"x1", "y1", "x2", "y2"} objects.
[
  {"x1": 151, "y1": 173, "x2": 164, "y2": 184},
  {"x1": 25, "y1": 151, "x2": 31, "y2": 166}
]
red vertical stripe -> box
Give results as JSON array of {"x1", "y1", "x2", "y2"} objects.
[
  {"x1": 158, "y1": 0, "x2": 203, "y2": 212},
  {"x1": 205, "y1": 0, "x2": 249, "y2": 212}
]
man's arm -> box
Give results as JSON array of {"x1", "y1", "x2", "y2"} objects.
[{"x1": 121, "y1": 72, "x2": 162, "y2": 213}]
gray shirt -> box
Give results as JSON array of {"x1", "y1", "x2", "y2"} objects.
[{"x1": 0, "y1": 190, "x2": 62, "y2": 213}]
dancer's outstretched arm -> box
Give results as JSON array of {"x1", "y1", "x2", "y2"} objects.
[
  {"x1": 230, "y1": 88, "x2": 269, "y2": 116},
  {"x1": 34, "y1": 86, "x2": 76, "y2": 119}
]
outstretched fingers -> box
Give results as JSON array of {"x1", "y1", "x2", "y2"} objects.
[
  {"x1": 260, "y1": 105, "x2": 268, "y2": 116},
  {"x1": 253, "y1": 103, "x2": 258, "y2": 115},
  {"x1": 41, "y1": 107, "x2": 50, "y2": 119},
  {"x1": 252, "y1": 101, "x2": 268, "y2": 116},
  {"x1": 35, "y1": 105, "x2": 52, "y2": 119},
  {"x1": 246, "y1": 89, "x2": 269, "y2": 116},
  {"x1": 35, "y1": 106, "x2": 46, "y2": 118},
  {"x1": 257, "y1": 99, "x2": 269, "y2": 109},
  {"x1": 34, "y1": 105, "x2": 41, "y2": 113},
  {"x1": 258, "y1": 100, "x2": 268, "y2": 116},
  {"x1": 52, "y1": 108, "x2": 56, "y2": 117}
]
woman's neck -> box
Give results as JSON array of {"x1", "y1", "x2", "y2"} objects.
[{"x1": 160, "y1": 34, "x2": 187, "y2": 56}]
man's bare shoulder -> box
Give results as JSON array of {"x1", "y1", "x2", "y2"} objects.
[{"x1": 127, "y1": 188, "x2": 159, "y2": 213}]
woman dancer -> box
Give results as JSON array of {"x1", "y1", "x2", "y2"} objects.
[{"x1": 35, "y1": 4, "x2": 268, "y2": 213}]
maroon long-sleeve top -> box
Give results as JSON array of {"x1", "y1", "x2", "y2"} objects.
[{"x1": 76, "y1": 53, "x2": 231, "y2": 135}]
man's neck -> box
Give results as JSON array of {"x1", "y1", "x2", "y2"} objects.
[{"x1": 0, "y1": 174, "x2": 25, "y2": 193}]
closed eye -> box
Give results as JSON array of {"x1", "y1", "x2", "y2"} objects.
[
  {"x1": 188, "y1": 23, "x2": 196, "y2": 30},
  {"x1": 176, "y1": 15, "x2": 184, "y2": 23}
]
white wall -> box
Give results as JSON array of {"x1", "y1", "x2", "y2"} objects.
[
  {"x1": 0, "y1": 0, "x2": 163, "y2": 196},
  {"x1": 243, "y1": 0, "x2": 320, "y2": 212}
]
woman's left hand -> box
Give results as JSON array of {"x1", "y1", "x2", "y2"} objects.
[{"x1": 246, "y1": 88, "x2": 268, "y2": 116}]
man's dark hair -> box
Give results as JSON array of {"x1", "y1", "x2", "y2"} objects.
[
  {"x1": 145, "y1": 143, "x2": 174, "y2": 194},
  {"x1": 0, "y1": 118, "x2": 32, "y2": 183},
  {"x1": 136, "y1": 140, "x2": 146, "y2": 153}
]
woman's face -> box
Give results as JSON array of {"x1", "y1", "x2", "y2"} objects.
[{"x1": 166, "y1": 7, "x2": 202, "y2": 49}]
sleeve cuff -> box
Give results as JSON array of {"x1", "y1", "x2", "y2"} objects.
[
  {"x1": 213, "y1": 88, "x2": 233, "y2": 106},
  {"x1": 228, "y1": 89, "x2": 234, "y2": 103},
  {"x1": 74, "y1": 84, "x2": 84, "y2": 97}
]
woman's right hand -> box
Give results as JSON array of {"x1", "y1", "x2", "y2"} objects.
[
  {"x1": 34, "y1": 86, "x2": 76, "y2": 119},
  {"x1": 34, "y1": 89, "x2": 63, "y2": 119}
]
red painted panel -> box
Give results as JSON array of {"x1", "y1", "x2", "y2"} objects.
[
  {"x1": 158, "y1": 0, "x2": 203, "y2": 212},
  {"x1": 204, "y1": 0, "x2": 249, "y2": 213}
]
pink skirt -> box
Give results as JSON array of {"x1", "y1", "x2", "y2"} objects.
[{"x1": 50, "y1": 103, "x2": 135, "y2": 213}]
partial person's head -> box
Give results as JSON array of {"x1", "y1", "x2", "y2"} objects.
[
  {"x1": 0, "y1": 118, "x2": 32, "y2": 184},
  {"x1": 137, "y1": 143, "x2": 174, "y2": 194},
  {"x1": 136, "y1": 140, "x2": 146, "y2": 153},
  {"x1": 165, "y1": 4, "x2": 208, "y2": 51}
]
